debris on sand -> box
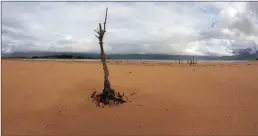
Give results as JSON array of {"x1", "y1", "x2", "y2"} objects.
[{"x1": 131, "y1": 92, "x2": 136, "y2": 96}]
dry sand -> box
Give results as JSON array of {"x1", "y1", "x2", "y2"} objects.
[{"x1": 2, "y1": 59, "x2": 258, "y2": 136}]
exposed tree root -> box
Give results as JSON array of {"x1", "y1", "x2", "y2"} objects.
[{"x1": 91, "y1": 88, "x2": 127, "y2": 108}]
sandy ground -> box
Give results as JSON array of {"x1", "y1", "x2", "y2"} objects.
[{"x1": 2, "y1": 60, "x2": 258, "y2": 136}]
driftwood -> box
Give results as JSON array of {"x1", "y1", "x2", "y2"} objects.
[{"x1": 91, "y1": 8, "x2": 127, "y2": 107}]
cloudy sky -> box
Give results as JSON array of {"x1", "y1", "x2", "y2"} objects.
[{"x1": 2, "y1": 2, "x2": 258, "y2": 56}]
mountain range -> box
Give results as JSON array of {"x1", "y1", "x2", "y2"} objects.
[{"x1": 2, "y1": 47, "x2": 258, "y2": 61}]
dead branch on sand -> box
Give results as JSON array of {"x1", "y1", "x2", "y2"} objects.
[{"x1": 91, "y1": 8, "x2": 127, "y2": 108}]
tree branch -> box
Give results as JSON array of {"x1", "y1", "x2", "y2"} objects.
[
  {"x1": 104, "y1": 7, "x2": 108, "y2": 33},
  {"x1": 94, "y1": 29, "x2": 100, "y2": 34},
  {"x1": 99, "y1": 23, "x2": 102, "y2": 33}
]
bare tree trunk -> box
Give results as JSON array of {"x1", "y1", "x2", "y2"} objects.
[
  {"x1": 94, "y1": 8, "x2": 111, "y2": 91},
  {"x1": 91, "y1": 8, "x2": 126, "y2": 107},
  {"x1": 189, "y1": 56, "x2": 193, "y2": 65}
]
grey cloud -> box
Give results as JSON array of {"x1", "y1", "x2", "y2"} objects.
[
  {"x1": 246, "y1": 2, "x2": 258, "y2": 16},
  {"x1": 1, "y1": 15, "x2": 38, "y2": 53},
  {"x1": 197, "y1": 2, "x2": 258, "y2": 55},
  {"x1": 47, "y1": 44, "x2": 73, "y2": 52},
  {"x1": 200, "y1": 29, "x2": 225, "y2": 40},
  {"x1": 230, "y1": 14, "x2": 257, "y2": 36},
  {"x1": 56, "y1": 39, "x2": 77, "y2": 45},
  {"x1": 2, "y1": 26, "x2": 37, "y2": 41},
  {"x1": 2, "y1": 39, "x2": 37, "y2": 53},
  {"x1": 2, "y1": 2, "x2": 258, "y2": 56},
  {"x1": 2, "y1": 17, "x2": 25, "y2": 29}
]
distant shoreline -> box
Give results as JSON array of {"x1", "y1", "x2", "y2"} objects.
[{"x1": 2, "y1": 58, "x2": 248, "y2": 64}]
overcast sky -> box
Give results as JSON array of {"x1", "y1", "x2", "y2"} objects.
[{"x1": 2, "y1": 2, "x2": 258, "y2": 56}]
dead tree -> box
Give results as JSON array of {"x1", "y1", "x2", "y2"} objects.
[
  {"x1": 91, "y1": 8, "x2": 127, "y2": 107},
  {"x1": 189, "y1": 56, "x2": 197, "y2": 65},
  {"x1": 189, "y1": 56, "x2": 193, "y2": 65},
  {"x1": 193, "y1": 56, "x2": 196, "y2": 64}
]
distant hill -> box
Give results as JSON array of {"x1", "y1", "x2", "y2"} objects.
[
  {"x1": 232, "y1": 48, "x2": 257, "y2": 60},
  {"x1": 1, "y1": 51, "x2": 224, "y2": 60},
  {"x1": 2, "y1": 47, "x2": 258, "y2": 61}
]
